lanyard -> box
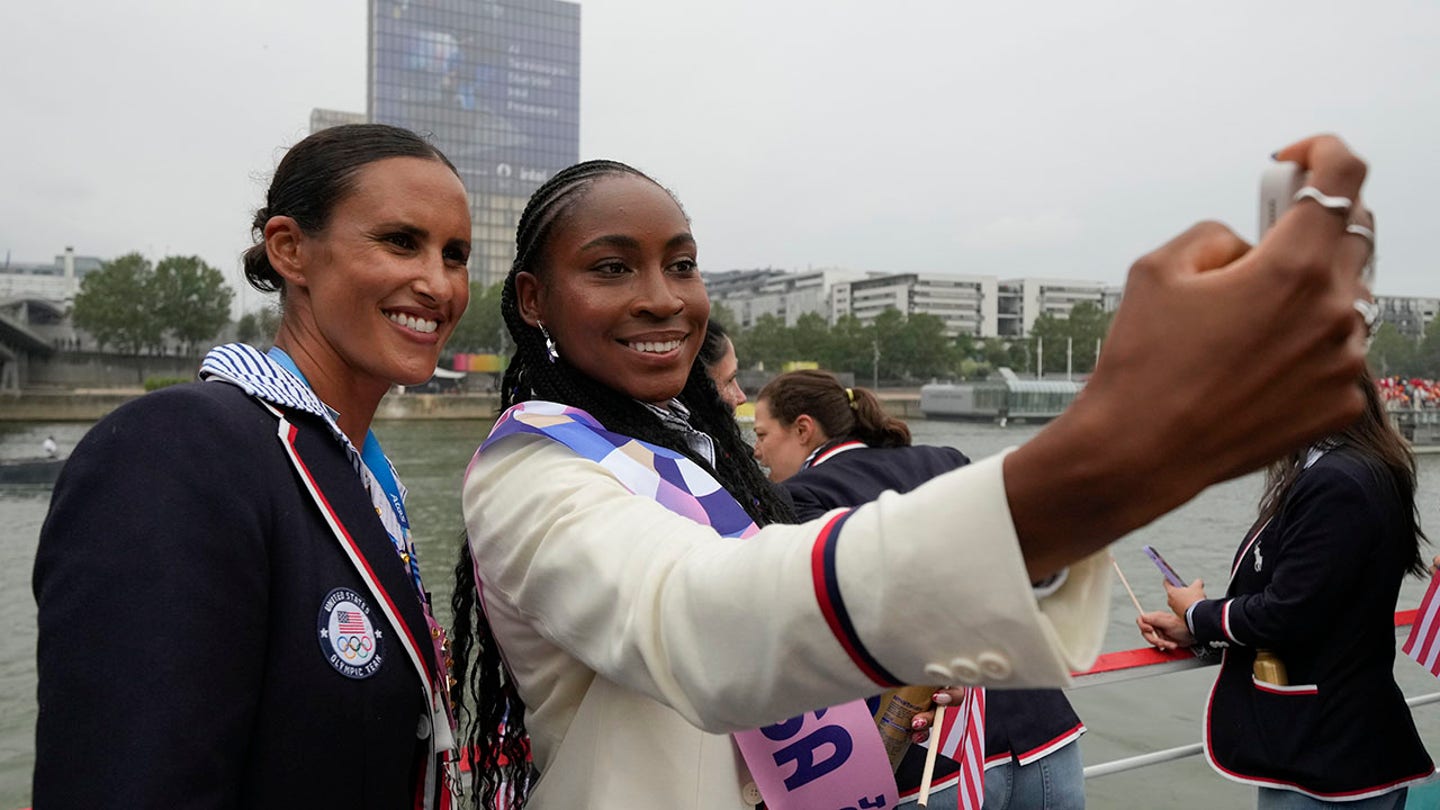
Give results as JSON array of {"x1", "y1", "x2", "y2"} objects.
[{"x1": 266, "y1": 347, "x2": 425, "y2": 600}]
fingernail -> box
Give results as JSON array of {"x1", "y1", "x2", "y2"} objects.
[
  {"x1": 912, "y1": 730, "x2": 929, "y2": 744},
  {"x1": 911, "y1": 716, "x2": 926, "y2": 730},
  {"x1": 1269, "y1": 151, "x2": 1280, "y2": 160},
  {"x1": 933, "y1": 692, "x2": 952, "y2": 706}
]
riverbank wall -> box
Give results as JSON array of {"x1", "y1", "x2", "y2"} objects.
[{"x1": 0, "y1": 390, "x2": 926, "y2": 422}]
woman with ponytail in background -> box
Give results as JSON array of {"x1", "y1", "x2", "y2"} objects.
[
  {"x1": 452, "y1": 135, "x2": 1380, "y2": 810},
  {"x1": 756, "y1": 370, "x2": 1086, "y2": 810}
]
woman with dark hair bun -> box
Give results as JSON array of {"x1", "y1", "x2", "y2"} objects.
[
  {"x1": 755, "y1": 369, "x2": 1086, "y2": 810},
  {"x1": 451, "y1": 134, "x2": 1377, "y2": 810},
  {"x1": 34, "y1": 123, "x2": 470, "y2": 808},
  {"x1": 752, "y1": 370, "x2": 918, "y2": 484},
  {"x1": 699, "y1": 320, "x2": 746, "y2": 412}
]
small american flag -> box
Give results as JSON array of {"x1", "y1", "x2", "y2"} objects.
[
  {"x1": 1404, "y1": 573, "x2": 1440, "y2": 677},
  {"x1": 929, "y1": 687, "x2": 986, "y2": 809},
  {"x1": 337, "y1": 609, "x2": 368, "y2": 635}
]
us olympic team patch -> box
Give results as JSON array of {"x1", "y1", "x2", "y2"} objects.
[{"x1": 318, "y1": 587, "x2": 385, "y2": 679}]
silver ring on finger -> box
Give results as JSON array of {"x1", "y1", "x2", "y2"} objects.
[
  {"x1": 1346, "y1": 223, "x2": 1378, "y2": 286},
  {"x1": 1344, "y1": 223, "x2": 1376, "y2": 246},
  {"x1": 1293, "y1": 186, "x2": 1353, "y2": 215},
  {"x1": 1353, "y1": 298, "x2": 1381, "y2": 337}
]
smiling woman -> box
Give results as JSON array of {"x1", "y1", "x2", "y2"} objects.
[
  {"x1": 451, "y1": 137, "x2": 1381, "y2": 810},
  {"x1": 33, "y1": 124, "x2": 469, "y2": 809}
]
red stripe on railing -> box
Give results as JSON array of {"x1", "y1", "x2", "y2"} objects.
[{"x1": 1073, "y1": 610, "x2": 1419, "y2": 678}]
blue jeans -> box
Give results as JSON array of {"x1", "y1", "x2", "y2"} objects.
[
  {"x1": 982, "y1": 740, "x2": 1085, "y2": 810},
  {"x1": 1256, "y1": 787, "x2": 1407, "y2": 810}
]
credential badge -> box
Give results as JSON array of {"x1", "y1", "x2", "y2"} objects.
[{"x1": 318, "y1": 587, "x2": 385, "y2": 679}]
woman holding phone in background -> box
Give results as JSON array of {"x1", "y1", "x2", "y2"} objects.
[{"x1": 1138, "y1": 367, "x2": 1434, "y2": 808}]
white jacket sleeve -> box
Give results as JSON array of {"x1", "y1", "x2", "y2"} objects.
[{"x1": 464, "y1": 432, "x2": 1108, "y2": 733}]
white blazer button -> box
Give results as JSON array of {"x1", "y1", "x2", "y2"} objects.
[
  {"x1": 978, "y1": 652, "x2": 1012, "y2": 680},
  {"x1": 924, "y1": 663, "x2": 954, "y2": 682},
  {"x1": 949, "y1": 657, "x2": 982, "y2": 685},
  {"x1": 741, "y1": 780, "x2": 764, "y2": 805},
  {"x1": 416, "y1": 712, "x2": 432, "y2": 739}
]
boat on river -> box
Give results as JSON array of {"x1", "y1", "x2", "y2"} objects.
[
  {"x1": 0, "y1": 456, "x2": 63, "y2": 485},
  {"x1": 920, "y1": 370, "x2": 1083, "y2": 424}
]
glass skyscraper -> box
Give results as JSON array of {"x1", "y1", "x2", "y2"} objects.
[{"x1": 370, "y1": 0, "x2": 580, "y2": 285}]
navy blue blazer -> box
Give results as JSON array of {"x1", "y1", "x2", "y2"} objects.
[
  {"x1": 33, "y1": 381, "x2": 448, "y2": 809},
  {"x1": 781, "y1": 441, "x2": 1085, "y2": 788},
  {"x1": 1190, "y1": 447, "x2": 1433, "y2": 799}
]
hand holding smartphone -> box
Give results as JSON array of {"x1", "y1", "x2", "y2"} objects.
[
  {"x1": 1260, "y1": 160, "x2": 1375, "y2": 286},
  {"x1": 1141, "y1": 544, "x2": 1186, "y2": 588}
]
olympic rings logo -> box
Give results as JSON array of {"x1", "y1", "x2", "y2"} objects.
[{"x1": 336, "y1": 634, "x2": 375, "y2": 660}]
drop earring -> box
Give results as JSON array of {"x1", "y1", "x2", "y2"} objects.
[{"x1": 538, "y1": 322, "x2": 559, "y2": 363}]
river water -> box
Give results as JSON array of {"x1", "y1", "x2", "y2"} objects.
[{"x1": 5, "y1": 417, "x2": 1440, "y2": 808}]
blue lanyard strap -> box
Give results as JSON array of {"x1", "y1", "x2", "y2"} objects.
[{"x1": 266, "y1": 347, "x2": 426, "y2": 599}]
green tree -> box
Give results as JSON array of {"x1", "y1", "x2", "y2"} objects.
[
  {"x1": 1367, "y1": 322, "x2": 1416, "y2": 377},
  {"x1": 895, "y1": 312, "x2": 955, "y2": 380},
  {"x1": 982, "y1": 339, "x2": 1012, "y2": 370},
  {"x1": 709, "y1": 302, "x2": 739, "y2": 333},
  {"x1": 868, "y1": 308, "x2": 907, "y2": 385},
  {"x1": 152, "y1": 255, "x2": 234, "y2": 353},
  {"x1": 236, "y1": 305, "x2": 282, "y2": 347},
  {"x1": 447, "y1": 281, "x2": 507, "y2": 353},
  {"x1": 735, "y1": 314, "x2": 791, "y2": 371},
  {"x1": 822, "y1": 314, "x2": 874, "y2": 376},
  {"x1": 72, "y1": 252, "x2": 163, "y2": 354},
  {"x1": 1029, "y1": 302, "x2": 1111, "y2": 376},
  {"x1": 1412, "y1": 318, "x2": 1440, "y2": 378},
  {"x1": 790, "y1": 312, "x2": 830, "y2": 366}
]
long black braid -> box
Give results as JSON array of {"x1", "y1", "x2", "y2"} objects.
[{"x1": 450, "y1": 160, "x2": 793, "y2": 808}]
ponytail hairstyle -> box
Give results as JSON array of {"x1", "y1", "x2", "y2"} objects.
[
  {"x1": 758, "y1": 369, "x2": 911, "y2": 448},
  {"x1": 1257, "y1": 364, "x2": 1428, "y2": 577},
  {"x1": 450, "y1": 160, "x2": 793, "y2": 809},
  {"x1": 242, "y1": 123, "x2": 458, "y2": 295}
]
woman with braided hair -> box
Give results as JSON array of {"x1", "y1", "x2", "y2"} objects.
[{"x1": 453, "y1": 136, "x2": 1380, "y2": 810}]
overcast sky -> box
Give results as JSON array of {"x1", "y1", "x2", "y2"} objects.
[{"x1": 3, "y1": 0, "x2": 1436, "y2": 317}]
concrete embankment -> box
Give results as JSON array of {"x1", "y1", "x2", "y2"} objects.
[{"x1": 0, "y1": 390, "x2": 925, "y2": 422}]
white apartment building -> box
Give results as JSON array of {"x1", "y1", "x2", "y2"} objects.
[
  {"x1": 704, "y1": 267, "x2": 866, "y2": 328},
  {"x1": 0, "y1": 248, "x2": 102, "y2": 303},
  {"x1": 831, "y1": 273, "x2": 999, "y2": 338},
  {"x1": 1377, "y1": 295, "x2": 1440, "y2": 340},
  {"x1": 995, "y1": 278, "x2": 1110, "y2": 338},
  {"x1": 709, "y1": 268, "x2": 1127, "y2": 341}
]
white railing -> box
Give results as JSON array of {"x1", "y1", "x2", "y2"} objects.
[{"x1": 1073, "y1": 611, "x2": 1436, "y2": 780}]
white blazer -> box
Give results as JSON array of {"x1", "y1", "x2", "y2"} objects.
[{"x1": 464, "y1": 434, "x2": 1110, "y2": 809}]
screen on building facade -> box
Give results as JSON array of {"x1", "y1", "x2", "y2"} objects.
[{"x1": 370, "y1": 0, "x2": 580, "y2": 196}]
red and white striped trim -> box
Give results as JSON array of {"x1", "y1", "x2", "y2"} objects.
[
  {"x1": 1250, "y1": 677, "x2": 1317, "y2": 695},
  {"x1": 1220, "y1": 600, "x2": 1243, "y2": 645},
  {"x1": 1203, "y1": 649, "x2": 1433, "y2": 801},
  {"x1": 1015, "y1": 722, "x2": 1086, "y2": 767},
  {"x1": 808, "y1": 439, "x2": 867, "y2": 468},
  {"x1": 269, "y1": 410, "x2": 436, "y2": 718}
]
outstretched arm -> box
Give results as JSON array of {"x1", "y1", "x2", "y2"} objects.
[{"x1": 1007, "y1": 135, "x2": 1373, "y2": 580}]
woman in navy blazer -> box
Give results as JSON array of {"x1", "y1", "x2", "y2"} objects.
[
  {"x1": 1139, "y1": 368, "x2": 1434, "y2": 808},
  {"x1": 754, "y1": 370, "x2": 1087, "y2": 809},
  {"x1": 33, "y1": 124, "x2": 471, "y2": 809}
]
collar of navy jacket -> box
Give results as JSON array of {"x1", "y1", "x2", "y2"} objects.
[{"x1": 200, "y1": 343, "x2": 443, "y2": 743}]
